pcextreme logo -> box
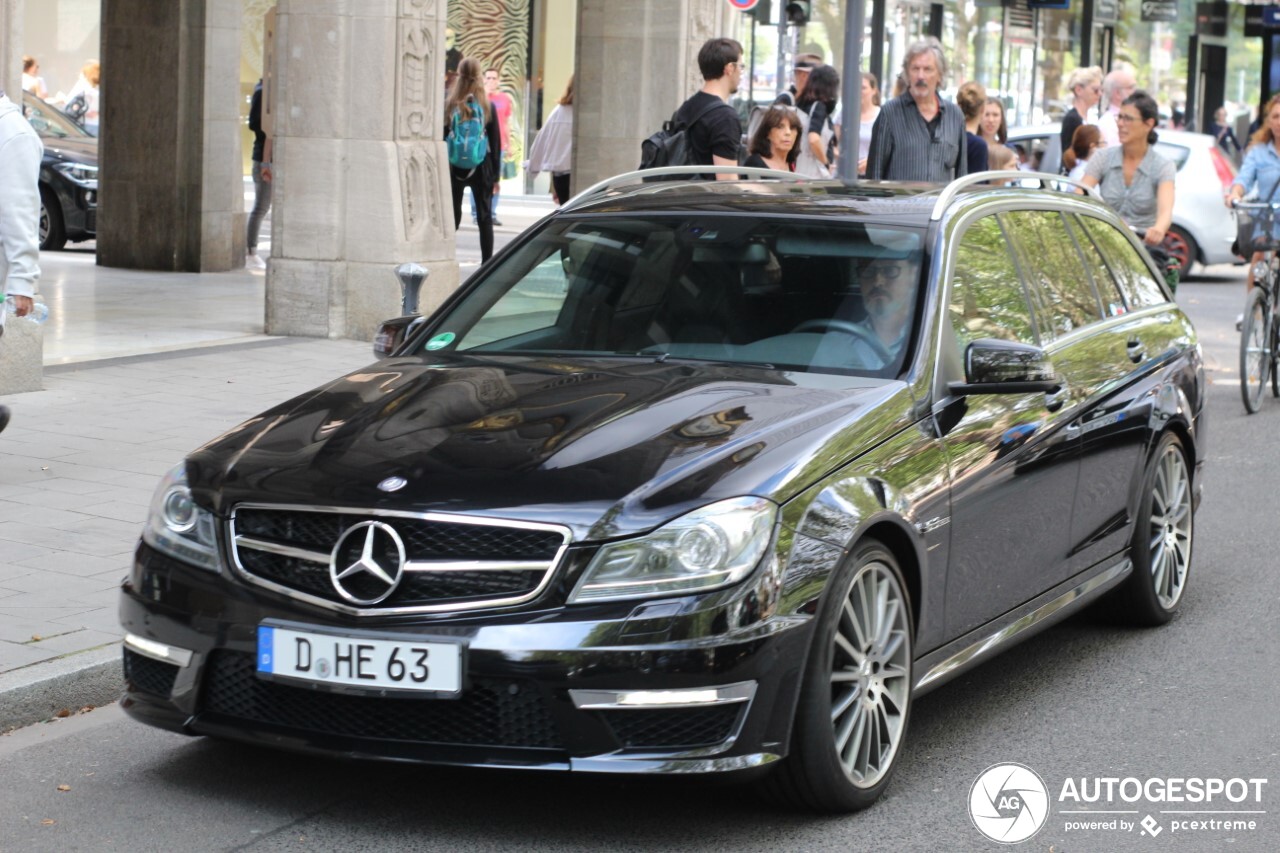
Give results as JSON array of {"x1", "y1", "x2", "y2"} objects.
[{"x1": 969, "y1": 764, "x2": 1270, "y2": 844}]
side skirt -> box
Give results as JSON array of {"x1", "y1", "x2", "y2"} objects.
[{"x1": 911, "y1": 556, "x2": 1131, "y2": 697}]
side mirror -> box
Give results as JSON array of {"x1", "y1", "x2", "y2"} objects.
[
  {"x1": 373, "y1": 315, "x2": 426, "y2": 358},
  {"x1": 948, "y1": 338, "x2": 1060, "y2": 395}
]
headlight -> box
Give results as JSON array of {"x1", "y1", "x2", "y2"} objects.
[
  {"x1": 54, "y1": 162, "x2": 98, "y2": 188},
  {"x1": 141, "y1": 464, "x2": 220, "y2": 572},
  {"x1": 569, "y1": 497, "x2": 777, "y2": 604}
]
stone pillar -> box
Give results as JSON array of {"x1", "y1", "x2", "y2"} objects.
[
  {"x1": 265, "y1": 0, "x2": 457, "y2": 341},
  {"x1": 1, "y1": 0, "x2": 19, "y2": 99},
  {"x1": 98, "y1": 0, "x2": 244, "y2": 272},
  {"x1": 573, "y1": 0, "x2": 727, "y2": 193}
]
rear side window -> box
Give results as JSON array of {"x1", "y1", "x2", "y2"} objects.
[
  {"x1": 1004, "y1": 210, "x2": 1103, "y2": 340},
  {"x1": 1078, "y1": 215, "x2": 1168, "y2": 309},
  {"x1": 1153, "y1": 142, "x2": 1189, "y2": 171},
  {"x1": 950, "y1": 215, "x2": 1039, "y2": 347},
  {"x1": 1066, "y1": 215, "x2": 1129, "y2": 317}
]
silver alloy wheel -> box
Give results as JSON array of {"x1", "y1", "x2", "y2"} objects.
[
  {"x1": 1147, "y1": 444, "x2": 1192, "y2": 609},
  {"x1": 39, "y1": 203, "x2": 50, "y2": 246},
  {"x1": 829, "y1": 559, "x2": 911, "y2": 788}
]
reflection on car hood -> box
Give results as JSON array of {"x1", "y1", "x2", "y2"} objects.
[
  {"x1": 41, "y1": 136, "x2": 98, "y2": 166},
  {"x1": 187, "y1": 355, "x2": 912, "y2": 539}
]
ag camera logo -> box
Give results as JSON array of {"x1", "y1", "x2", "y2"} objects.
[{"x1": 970, "y1": 763, "x2": 1050, "y2": 844}]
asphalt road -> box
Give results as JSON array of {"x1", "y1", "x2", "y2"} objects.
[{"x1": 1, "y1": 267, "x2": 1276, "y2": 853}]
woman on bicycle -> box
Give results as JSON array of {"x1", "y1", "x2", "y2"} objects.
[
  {"x1": 1080, "y1": 90, "x2": 1175, "y2": 262},
  {"x1": 1225, "y1": 93, "x2": 1280, "y2": 299}
]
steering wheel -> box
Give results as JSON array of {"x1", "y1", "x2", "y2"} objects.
[{"x1": 791, "y1": 318, "x2": 894, "y2": 365}]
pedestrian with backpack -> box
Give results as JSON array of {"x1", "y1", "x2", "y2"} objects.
[
  {"x1": 445, "y1": 58, "x2": 502, "y2": 261},
  {"x1": 643, "y1": 38, "x2": 744, "y2": 180}
]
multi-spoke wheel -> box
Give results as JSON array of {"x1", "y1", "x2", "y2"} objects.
[
  {"x1": 1240, "y1": 287, "x2": 1270, "y2": 414},
  {"x1": 1110, "y1": 433, "x2": 1193, "y2": 626},
  {"x1": 763, "y1": 539, "x2": 913, "y2": 812},
  {"x1": 1162, "y1": 226, "x2": 1195, "y2": 277},
  {"x1": 39, "y1": 184, "x2": 67, "y2": 251},
  {"x1": 1270, "y1": 311, "x2": 1280, "y2": 398}
]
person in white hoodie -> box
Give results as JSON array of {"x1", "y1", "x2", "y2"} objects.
[{"x1": 0, "y1": 87, "x2": 43, "y2": 434}]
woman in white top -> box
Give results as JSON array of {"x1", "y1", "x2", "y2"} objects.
[
  {"x1": 832, "y1": 72, "x2": 880, "y2": 176},
  {"x1": 66, "y1": 60, "x2": 101, "y2": 135},
  {"x1": 525, "y1": 76, "x2": 574, "y2": 205},
  {"x1": 22, "y1": 56, "x2": 49, "y2": 100}
]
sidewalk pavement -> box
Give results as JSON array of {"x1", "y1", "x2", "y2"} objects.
[{"x1": 0, "y1": 192, "x2": 555, "y2": 731}]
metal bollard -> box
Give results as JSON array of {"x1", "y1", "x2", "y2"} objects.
[{"x1": 395, "y1": 262, "x2": 429, "y2": 315}]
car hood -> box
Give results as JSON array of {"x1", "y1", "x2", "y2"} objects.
[
  {"x1": 41, "y1": 136, "x2": 98, "y2": 166},
  {"x1": 187, "y1": 355, "x2": 914, "y2": 540}
]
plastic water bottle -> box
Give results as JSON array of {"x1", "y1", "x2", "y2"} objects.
[{"x1": 4, "y1": 296, "x2": 48, "y2": 324}]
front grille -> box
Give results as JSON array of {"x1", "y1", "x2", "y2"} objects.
[
  {"x1": 200, "y1": 651, "x2": 562, "y2": 749},
  {"x1": 124, "y1": 648, "x2": 179, "y2": 697},
  {"x1": 603, "y1": 705, "x2": 743, "y2": 750},
  {"x1": 229, "y1": 506, "x2": 569, "y2": 614}
]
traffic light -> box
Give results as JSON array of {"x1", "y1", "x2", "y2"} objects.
[
  {"x1": 785, "y1": 1, "x2": 811, "y2": 25},
  {"x1": 748, "y1": 0, "x2": 773, "y2": 24}
]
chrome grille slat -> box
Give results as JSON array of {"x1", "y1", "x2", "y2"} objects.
[{"x1": 228, "y1": 504, "x2": 571, "y2": 616}]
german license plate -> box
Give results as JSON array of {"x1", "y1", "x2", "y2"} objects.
[{"x1": 256, "y1": 624, "x2": 462, "y2": 695}]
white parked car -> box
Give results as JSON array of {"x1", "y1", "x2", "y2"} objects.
[{"x1": 1008, "y1": 124, "x2": 1240, "y2": 273}]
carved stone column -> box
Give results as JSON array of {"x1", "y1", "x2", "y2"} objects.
[
  {"x1": 573, "y1": 0, "x2": 727, "y2": 193},
  {"x1": 265, "y1": 0, "x2": 456, "y2": 340}
]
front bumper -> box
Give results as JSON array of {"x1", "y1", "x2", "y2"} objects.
[{"x1": 119, "y1": 544, "x2": 813, "y2": 774}]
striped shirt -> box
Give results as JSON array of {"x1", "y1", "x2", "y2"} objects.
[{"x1": 867, "y1": 92, "x2": 968, "y2": 182}]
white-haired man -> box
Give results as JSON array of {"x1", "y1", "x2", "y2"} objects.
[
  {"x1": 866, "y1": 38, "x2": 967, "y2": 182},
  {"x1": 1096, "y1": 66, "x2": 1137, "y2": 148}
]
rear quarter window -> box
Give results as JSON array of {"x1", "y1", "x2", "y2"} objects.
[{"x1": 1078, "y1": 215, "x2": 1168, "y2": 309}]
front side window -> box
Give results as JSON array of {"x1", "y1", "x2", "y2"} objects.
[
  {"x1": 1004, "y1": 210, "x2": 1103, "y2": 339},
  {"x1": 949, "y1": 214, "x2": 1039, "y2": 348},
  {"x1": 416, "y1": 217, "x2": 926, "y2": 377}
]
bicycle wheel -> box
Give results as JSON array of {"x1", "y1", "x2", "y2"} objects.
[
  {"x1": 1240, "y1": 287, "x2": 1270, "y2": 414},
  {"x1": 1272, "y1": 308, "x2": 1280, "y2": 398}
]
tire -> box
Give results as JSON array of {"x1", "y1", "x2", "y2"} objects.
[
  {"x1": 39, "y1": 184, "x2": 67, "y2": 251},
  {"x1": 1163, "y1": 226, "x2": 1196, "y2": 277},
  {"x1": 1271, "y1": 315, "x2": 1280, "y2": 398},
  {"x1": 1110, "y1": 433, "x2": 1193, "y2": 626},
  {"x1": 1240, "y1": 287, "x2": 1270, "y2": 414},
  {"x1": 762, "y1": 539, "x2": 913, "y2": 813}
]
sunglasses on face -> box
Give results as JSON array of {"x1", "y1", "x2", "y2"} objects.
[{"x1": 865, "y1": 264, "x2": 904, "y2": 280}]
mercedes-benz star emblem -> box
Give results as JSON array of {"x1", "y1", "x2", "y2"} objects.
[{"x1": 329, "y1": 521, "x2": 407, "y2": 605}]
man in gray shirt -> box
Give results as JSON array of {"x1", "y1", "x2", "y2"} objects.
[{"x1": 866, "y1": 38, "x2": 967, "y2": 182}]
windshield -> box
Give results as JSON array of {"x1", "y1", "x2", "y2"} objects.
[
  {"x1": 415, "y1": 216, "x2": 925, "y2": 376},
  {"x1": 23, "y1": 94, "x2": 91, "y2": 140}
]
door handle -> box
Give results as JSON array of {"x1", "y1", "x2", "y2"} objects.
[
  {"x1": 1044, "y1": 384, "x2": 1069, "y2": 412},
  {"x1": 1126, "y1": 339, "x2": 1146, "y2": 363}
]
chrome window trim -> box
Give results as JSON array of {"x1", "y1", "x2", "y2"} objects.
[{"x1": 227, "y1": 502, "x2": 572, "y2": 617}]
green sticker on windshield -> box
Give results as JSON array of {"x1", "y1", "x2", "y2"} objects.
[{"x1": 426, "y1": 332, "x2": 455, "y2": 351}]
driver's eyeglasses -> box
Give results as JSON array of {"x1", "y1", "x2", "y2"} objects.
[
  {"x1": 865, "y1": 265, "x2": 904, "y2": 280},
  {"x1": 1116, "y1": 114, "x2": 1141, "y2": 124}
]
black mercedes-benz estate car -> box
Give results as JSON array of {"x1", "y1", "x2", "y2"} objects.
[{"x1": 120, "y1": 167, "x2": 1204, "y2": 813}]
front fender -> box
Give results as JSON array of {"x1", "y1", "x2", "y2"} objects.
[{"x1": 777, "y1": 417, "x2": 950, "y2": 651}]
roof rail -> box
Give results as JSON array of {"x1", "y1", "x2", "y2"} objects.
[
  {"x1": 929, "y1": 170, "x2": 1101, "y2": 221},
  {"x1": 561, "y1": 165, "x2": 808, "y2": 213}
]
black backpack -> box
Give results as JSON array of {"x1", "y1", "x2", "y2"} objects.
[{"x1": 639, "y1": 99, "x2": 734, "y2": 175}]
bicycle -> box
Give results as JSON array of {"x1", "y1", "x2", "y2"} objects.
[{"x1": 1231, "y1": 199, "x2": 1280, "y2": 413}]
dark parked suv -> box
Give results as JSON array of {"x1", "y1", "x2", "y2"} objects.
[
  {"x1": 120, "y1": 168, "x2": 1204, "y2": 813},
  {"x1": 23, "y1": 91, "x2": 98, "y2": 250}
]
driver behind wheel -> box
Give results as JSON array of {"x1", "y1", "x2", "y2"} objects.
[{"x1": 847, "y1": 252, "x2": 918, "y2": 368}]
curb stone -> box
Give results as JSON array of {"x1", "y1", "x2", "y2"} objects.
[{"x1": 0, "y1": 643, "x2": 122, "y2": 733}]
